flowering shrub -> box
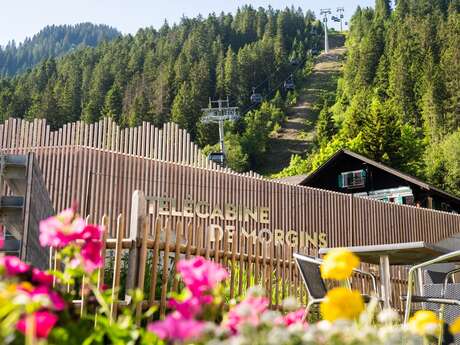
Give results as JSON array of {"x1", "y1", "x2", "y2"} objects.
[{"x1": 0, "y1": 211, "x2": 457, "y2": 344}]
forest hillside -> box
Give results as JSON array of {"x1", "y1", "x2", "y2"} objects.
[
  {"x1": 278, "y1": 0, "x2": 460, "y2": 195},
  {"x1": 0, "y1": 6, "x2": 324, "y2": 172},
  {"x1": 0, "y1": 23, "x2": 120, "y2": 76}
]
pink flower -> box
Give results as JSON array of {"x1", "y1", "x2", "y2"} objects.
[
  {"x1": 168, "y1": 296, "x2": 203, "y2": 318},
  {"x1": 80, "y1": 224, "x2": 102, "y2": 241},
  {"x1": 16, "y1": 311, "x2": 58, "y2": 339},
  {"x1": 80, "y1": 240, "x2": 103, "y2": 273},
  {"x1": 32, "y1": 268, "x2": 54, "y2": 287},
  {"x1": 147, "y1": 312, "x2": 205, "y2": 341},
  {"x1": 17, "y1": 285, "x2": 65, "y2": 311},
  {"x1": 0, "y1": 256, "x2": 30, "y2": 276},
  {"x1": 39, "y1": 208, "x2": 86, "y2": 248},
  {"x1": 177, "y1": 257, "x2": 228, "y2": 298},
  {"x1": 281, "y1": 309, "x2": 307, "y2": 327},
  {"x1": 224, "y1": 296, "x2": 269, "y2": 334}
]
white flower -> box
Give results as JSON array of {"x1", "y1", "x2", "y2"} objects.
[
  {"x1": 378, "y1": 326, "x2": 404, "y2": 344},
  {"x1": 378, "y1": 308, "x2": 400, "y2": 324},
  {"x1": 316, "y1": 320, "x2": 332, "y2": 332},
  {"x1": 213, "y1": 325, "x2": 230, "y2": 338},
  {"x1": 12, "y1": 293, "x2": 31, "y2": 306},
  {"x1": 202, "y1": 321, "x2": 218, "y2": 334},
  {"x1": 206, "y1": 340, "x2": 223, "y2": 345},
  {"x1": 332, "y1": 319, "x2": 353, "y2": 329},
  {"x1": 228, "y1": 335, "x2": 246, "y2": 345},
  {"x1": 301, "y1": 331, "x2": 316, "y2": 342},
  {"x1": 281, "y1": 296, "x2": 300, "y2": 311},
  {"x1": 287, "y1": 323, "x2": 305, "y2": 333},
  {"x1": 260, "y1": 310, "x2": 281, "y2": 325},
  {"x1": 246, "y1": 285, "x2": 265, "y2": 297},
  {"x1": 267, "y1": 328, "x2": 290, "y2": 345},
  {"x1": 236, "y1": 304, "x2": 253, "y2": 317}
]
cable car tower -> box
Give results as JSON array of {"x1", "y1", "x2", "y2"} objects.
[
  {"x1": 337, "y1": 7, "x2": 345, "y2": 32},
  {"x1": 320, "y1": 8, "x2": 332, "y2": 53},
  {"x1": 201, "y1": 98, "x2": 240, "y2": 166}
]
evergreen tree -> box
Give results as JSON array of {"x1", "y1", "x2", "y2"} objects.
[
  {"x1": 316, "y1": 100, "x2": 336, "y2": 145},
  {"x1": 274, "y1": 13, "x2": 287, "y2": 66},
  {"x1": 171, "y1": 82, "x2": 195, "y2": 134},
  {"x1": 360, "y1": 97, "x2": 401, "y2": 164},
  {"x1": 375, "y1": 0, "x2": 391, "y2": 20},
  {"x1": 223, "y1": 47, "x2": 238, "y2": 101},
  {"x1": 102, "y1": 83, "x2": 123, "y2": 122}
]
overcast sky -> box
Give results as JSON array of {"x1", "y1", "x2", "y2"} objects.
[{"x1": 0, "y1": 0, "x2": 374, "y2": 46}]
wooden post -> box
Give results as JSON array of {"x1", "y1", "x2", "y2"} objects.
[
  {"x1": 427, "y1": 196, "x2": 434, "y2": 209},
  {"x1": 126, "y1": 191, "x2": 147, "y2": 294}
]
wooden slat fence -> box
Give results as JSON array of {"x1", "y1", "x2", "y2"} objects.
[
  {"x1": 0, "y1": 118, "x2": 261, "y2": 175},
  {"x1": 2, "y1": 118, "x2": 460, "y2": 312}
]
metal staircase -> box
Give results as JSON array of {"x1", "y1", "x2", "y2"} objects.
[{"x1": 0, "y1": 153, "x2": 54, "y2": 269}]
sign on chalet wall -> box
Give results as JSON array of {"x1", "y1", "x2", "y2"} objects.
[{"x1": 147, "y1": 196, "x2": 328, "y2": 249}]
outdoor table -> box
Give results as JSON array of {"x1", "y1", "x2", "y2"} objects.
[{"x1": 319, "y1": 241, "x2": 449, "y2": 309}]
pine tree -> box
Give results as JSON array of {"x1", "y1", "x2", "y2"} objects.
[
  {"x1": 102, "y1": 83, "x2": 123, "y2": 122},
  {"x1": 316, "y1": 101, "x2": 336, "y2": 145},
  {"x1": 375, "y1": 0, "x2": 391, "y2": 20},
  {"x1": 223, "y1": 47, "x2": 238, "y2": 102},
  {"x1": 274, "y1": 13, "x2": 287, "y2": 66},
  {"x1": 360, "y1": 97, "x2": 401, "y2": 164},
  {"x1": 215, "y1": 48, "x2": 226, "y2": 98},
  {"x1": 440, "y1": 9, "x2": 460, "y2": 132},
  {"x1": 171, "y1": 82, "x2": 195, "y2": 134}
]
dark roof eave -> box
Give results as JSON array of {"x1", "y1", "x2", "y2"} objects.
[{"x1": 300, "y1": 149, "x2": 460, "y2": 204}]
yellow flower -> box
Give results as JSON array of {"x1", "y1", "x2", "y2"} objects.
[
  {"x1": 408, "y1": 310, "x2": 441, "y2": 336},
  {"x1": 320, "y1": 248, "x2": 360, "y2": 280},
  {"x1": 450, "y1": 316, "x2": 460, "y2": 334},
  {"x1": 320, "y1": 287, "x2": 364, "y2": 322}
]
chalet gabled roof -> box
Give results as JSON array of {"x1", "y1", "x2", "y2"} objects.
[
  {"x1": 275, "y1": 174, "x2": 308, "y2": 185},
  {"x1": 300, "y1": 149, "x2": 460, "y2": 203}
]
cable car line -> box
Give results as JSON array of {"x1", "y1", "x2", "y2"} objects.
[{"x1": 240, "y1": 51, "x2": 311, "y2": 115}]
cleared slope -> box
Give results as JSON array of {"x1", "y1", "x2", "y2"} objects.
[{"x1": 259, "y1": 46, "x2": 346, "y2": 175}]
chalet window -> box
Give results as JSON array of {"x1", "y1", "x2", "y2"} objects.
[{"x1": 338, "y1": 170, "x2": 366, "y2": 189}]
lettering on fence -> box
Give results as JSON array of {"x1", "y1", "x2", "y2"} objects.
[{"x1": 147, "y1": 196, "x2": 328, "y2": 249}]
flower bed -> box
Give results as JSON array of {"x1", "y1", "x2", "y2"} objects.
[{"x1": 0, "y1": 208, "x2": 458, "y2": 344}]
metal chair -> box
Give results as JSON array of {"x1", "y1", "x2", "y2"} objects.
[
  {"x1": 403, "y1": 250, "x2": 460, "y2": 345},
  {"x1": 293, "y1": 253, "x2": 378, "y2": 318}
]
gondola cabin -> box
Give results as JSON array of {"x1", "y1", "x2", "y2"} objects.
[
  {"x1": 207, "y1": 152, "x2": 225, "y2": 167},
  {"x1": 250, "y1": 88, "x2": 263, "y2": 104},
  {"x1": 284, "y1": 75, "x2": 295, "y2": 91}
]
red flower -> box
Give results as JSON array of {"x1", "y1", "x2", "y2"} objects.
[
  {"x1": 168, "y1": 296, "x2": 203, "y2": 319},
  {"x1": 39, "y1": 208, "x2": 86, "y2": 248},
  {"x1": 32, "y1": 268, "x2": 54, "y2": 287},
  {"x1": 0, "y1": 256, "x2": 30, "y2": 276},
  {"x1": 17, "y1": 285, "x2": 66, "y2": 311},
  {"x1": 80, "y1": 240, "x2": 104, "y2": 273},
  {"x1": 16, "y1": 311, "x2": 58, "y2": 339},
  {"x1": 281, "y1": 309, "x2": 307, "y2": 327}
]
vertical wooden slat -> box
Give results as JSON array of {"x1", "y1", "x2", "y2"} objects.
[
  {"x1": 110, "y1": 214, "x2": 125, "y2": 321},
  {"x1": 135, "y1": 215, "x2": 149, "y2": 325},
  {"x1": 159, "y1": 218, "x2": 171, "y2": 318}
]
